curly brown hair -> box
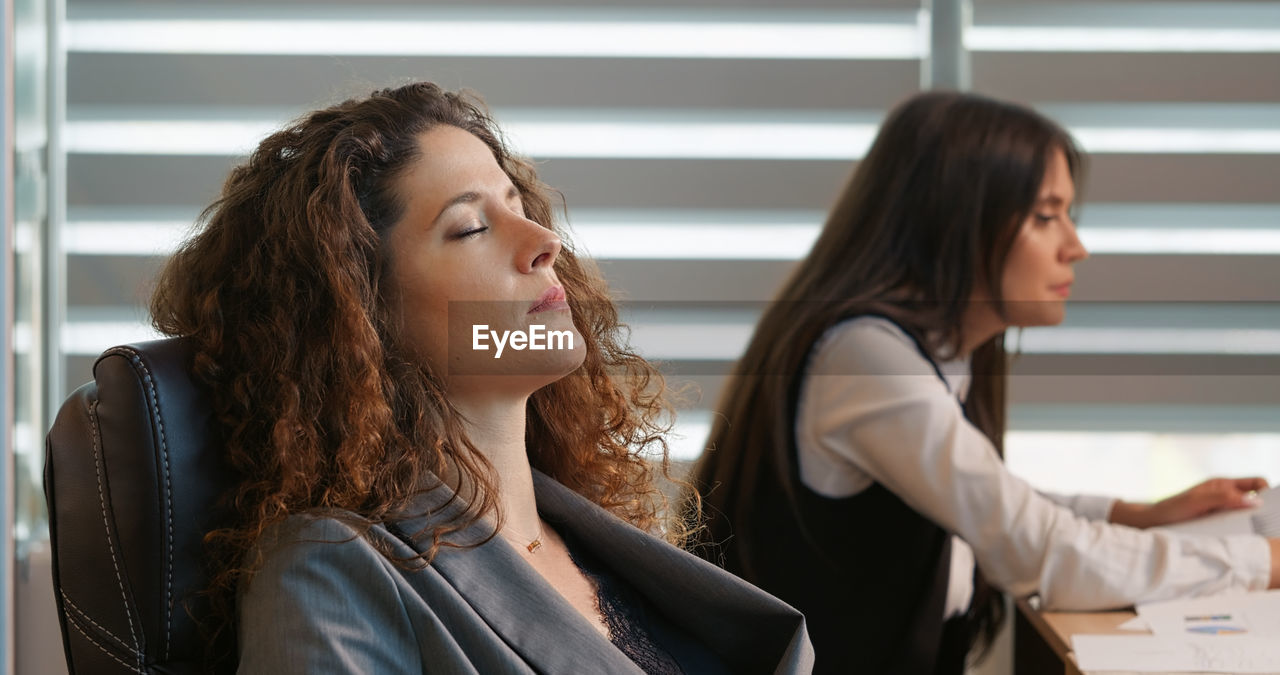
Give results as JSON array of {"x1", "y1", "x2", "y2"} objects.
[{"x1": 149, "y1": 81, "x2": 679, "y2": 660}]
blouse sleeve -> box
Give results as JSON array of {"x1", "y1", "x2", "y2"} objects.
[
  {"x1": 1036, "y1": 490, "x2": 1116, "y2": 522},
  {"x1": 796, "y1": 318, "x2": 1271, "y2": 610}
]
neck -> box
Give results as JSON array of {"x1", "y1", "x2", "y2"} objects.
[
  {"x1": 959, "y1": 299, "x2": 1007, "y2": 357},
  {"x1": 451, "y1": 388, "x2": 541, "y2": 541}
]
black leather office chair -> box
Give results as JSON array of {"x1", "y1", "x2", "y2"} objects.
[{"x1": 44, "y1": 338, "x2": 238, "y2": 674}]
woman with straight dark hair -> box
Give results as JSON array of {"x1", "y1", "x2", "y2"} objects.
[
  {"x1": 687, "y1": 91, "x2": 1279, "y2": 674},
  {"x1": 150, "y1": 81, "x2": 812, "y2": 674}
]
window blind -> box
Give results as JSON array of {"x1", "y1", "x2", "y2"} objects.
[{"x1": 53, "y1": 0, "x2": 1280, "y2": 463}]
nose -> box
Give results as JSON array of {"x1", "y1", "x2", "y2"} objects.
[
  {"x1": 1061, "y1": 218, "x2": 1089, "y2": 264},
  {"x1": 518, "y1": 217, "x2": 562, "y2": 274}
]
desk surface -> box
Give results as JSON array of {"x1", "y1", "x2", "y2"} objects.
[
  {"x1": 1040, "y1": 604, "x2": 1139, "y2": 639},
  {"x1": 1015, "y1": 597, "x2": 1141, "y2": 675},
  {"x1": 1014, "y1": 598, "x2": 1239, "y2": 675}
]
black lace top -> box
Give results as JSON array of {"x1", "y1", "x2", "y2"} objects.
[{"x1": 562, "y1": 530, "x2": 730, "y2": 675}]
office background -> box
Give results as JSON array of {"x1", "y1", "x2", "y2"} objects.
[{"x1": 3, "y1": 0, "x2": 1279, "y2": 672}]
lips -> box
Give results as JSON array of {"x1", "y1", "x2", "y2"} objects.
[
  {"x1": 528, "y1": 285, "x2": 569, "y2": 314},
  {"x1": 1050, "y1": 282, "x2": 1073, "y2": 298}
]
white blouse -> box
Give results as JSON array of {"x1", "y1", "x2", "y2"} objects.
[{"x1": 794, "y1": 316, "x2": 1271, "y2": 614}]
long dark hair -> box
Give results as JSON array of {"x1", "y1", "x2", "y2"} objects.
[
  {"x1": 151, "y1": 82, "x2": 679, "y2": 663},
  {"x1": 688, "y1": 90, "x2": 1083, "y2": 660}
]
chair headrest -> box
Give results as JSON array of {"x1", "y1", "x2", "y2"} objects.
[{"x1": 45, "y1": 337, "x2": 238, "y2": 673}]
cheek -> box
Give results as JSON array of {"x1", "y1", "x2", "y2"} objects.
[
  {"x1": 1000, "y1": 241, "x2": 1067, "y2": 325},
  {"x1": 386, "y1": 265, "x2": 451, "y2": 365},
  {"x1": 1000, "y1": 232, "x2": 1053, "y2": 300},
  {"x1": 1000, "y1": 244, "x2": 1034, "y2": 300}
]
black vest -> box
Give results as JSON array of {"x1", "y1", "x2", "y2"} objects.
[{"x1": 705, "y1": 318, "x2": 978, "y2": 674}]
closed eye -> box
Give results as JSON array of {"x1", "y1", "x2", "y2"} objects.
[{"x1": 454, "y1": 223, "x2": 488, "y2": 239}]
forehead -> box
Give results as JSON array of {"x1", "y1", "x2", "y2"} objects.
[
  {"x1": 1038, "y1": 147, "x2": 1075, "y2": 201},
  {"x1": 396, "y1": 125, "x2": 510, "y2": 206}
]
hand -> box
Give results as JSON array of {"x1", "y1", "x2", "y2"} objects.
[
  {"x1": 1109, "y1": 477, "x2": 1268, "y2": 529},
  {"x1": 1271, "y1": 539, "x2": 1280, "y2": 589}
]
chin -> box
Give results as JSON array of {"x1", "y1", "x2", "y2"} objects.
[
  {"x1": 535, "y1": 341, "x2": 588, "y2": 380},
  {"x1": 494, "y1": 327, "x2": 587, "y2": 381},
  {"x1": 1007, "y1": 300, "x2": 1066, "y2": 328},
  {"x1": 505, "y1": 347, "x2": 589, "y2": 398}
]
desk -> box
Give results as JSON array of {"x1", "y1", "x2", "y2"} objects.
[
  {"x1": 1012, "y1": 599, "x2": 1258, "y2": 675},
  {"x1": 1014, "y1": 597, "x2": 1136, "y2": 675}
]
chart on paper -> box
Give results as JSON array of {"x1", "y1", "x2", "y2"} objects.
[{"x1": 1136, "y1": 590, "x2": 1280, "y2": 639}]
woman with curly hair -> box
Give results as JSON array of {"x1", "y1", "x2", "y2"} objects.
[
  {"x1": 149, "y1": 81, "x2": 811, "y2": 674},
  {"x1": 686, "y1": 91, "x2": 1279, "y2": 675}
]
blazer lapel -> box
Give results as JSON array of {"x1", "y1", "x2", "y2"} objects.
[
  {"x1": 389, "y1": 483, "x2": 643, "y2": 675},
  {"x1": 532, "y1": 471, "x2": 812, "y2": 674}
]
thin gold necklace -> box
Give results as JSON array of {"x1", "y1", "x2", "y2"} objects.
[{"x1": 504, "y1": 518, "x2": 544, "y2": 554}]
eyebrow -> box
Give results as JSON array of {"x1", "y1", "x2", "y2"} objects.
[
  {"x1": 1036, "y1": 194, "x2": 1071, "y2": 207},
  {"x1": 430, "y1": 186, "x2": 522, "y2": 226},
  {"x1": 431, "y1": 191, "x2": 482, "y2": 226},
  {"x1": 504, "y1": 185, "x2": 522, "y2": 205}
]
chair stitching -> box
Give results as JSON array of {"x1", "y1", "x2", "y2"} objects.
[
  {"x1": 89, "y1": 398, "x2": 143, "y2": 656},
  {"x1": 61, "y1": 589, "x2": 145, "y2": 658},
  {"x1": 127, "y1": 350, "x2": 176, "y2": 660},
  {"x1": 67, "y1": 611, "x2": 147, "y2": 673}
]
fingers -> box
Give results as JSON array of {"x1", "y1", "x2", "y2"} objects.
[
  {"x1": 1270, "y1": 539, "x2": 1280, "y2": 589},
  {"x1": 1220, "y1": 478, "x2": 1265, "y2": 509},
  {"x1": 1194, "y1": 477, "x2": 1264, "y2": 512},
  {"x1": 1231, "y1": 477, "x2": 1270, "y2": 492},
  {"x1": 1155, "y1": 477, "x2": 1269, "y2": 526}
]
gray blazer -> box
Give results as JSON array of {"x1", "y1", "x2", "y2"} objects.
[{"x1": 237, "y1": 471, "x2": 814, "y2": 674}]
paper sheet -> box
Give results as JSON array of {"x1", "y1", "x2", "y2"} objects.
[
  {"x1": 1118, "y1": 615, "x2": 1151, "y2": 631},
  {"x1": 1137, "y1": 590, "x2": 1280, "y2": 639},
  {"x1": 1072, "y1": 634, "x2": 1280, "y2": 673}
]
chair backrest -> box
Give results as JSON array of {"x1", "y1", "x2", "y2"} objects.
[{"x1": 44, "y1": 338, "x2": 238, "y2": 674}]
